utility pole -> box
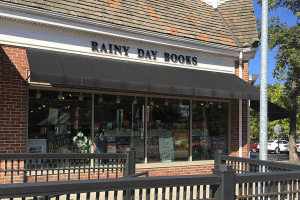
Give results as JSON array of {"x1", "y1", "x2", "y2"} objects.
[{"x1": 259, "y1": 0, "x2": 268, "y2": 162}]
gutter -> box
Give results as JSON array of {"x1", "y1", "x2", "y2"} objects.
[{"x1": 215, "y1": 8, "x2": 242, "y2": 48}]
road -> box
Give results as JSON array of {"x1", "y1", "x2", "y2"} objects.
[{"x1": 250, "y1": 152, "x2": 289, "y2": 162}]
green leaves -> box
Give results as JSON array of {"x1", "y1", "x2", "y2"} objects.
[
  {"x1": 256, "y1": 0, "x2": 300, "y2": 162},
  {"x1": 257, "y1": 0, "x2": 300, "y2": 17},
  {"x1": 272, "y1": 25, "x2": 300, "y2": 92}
]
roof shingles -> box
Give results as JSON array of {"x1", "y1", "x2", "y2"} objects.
[
  {"x1": 1, "y1": 0, "x2": 258, "y2": 47},
  {"x1": 217, "y1": 0, "x2": 259, "y2": 47}
]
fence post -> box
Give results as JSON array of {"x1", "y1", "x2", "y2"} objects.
[
  {"x1": 214, "y1": 150, "x2": 225, "y2": 167},
  {"x1": 125, "y1": 148, "x2": 136, "y2": 177},
  {"x1": 212, "y1": 164, "x2": 235, "y2": 200}
]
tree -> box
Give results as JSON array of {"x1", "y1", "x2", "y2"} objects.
[
  {"x1": 250, "y1": 84, "x2": 291, "y2": 140},
  {"x1": 257, "y1": 0, "x2": 300, "y2": 163}
]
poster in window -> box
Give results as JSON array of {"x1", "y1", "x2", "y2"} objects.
[
  {"x1": 132, "y1": 136, "x2": 144, "y2": 159},
  {"x1": 212, "y1": 136, "x2": 227, "y2": 152},
  {"x1": 147, "y1": 136, "x2": 159, "y2": 161},
  {"x1": 116, "y1": 136, "x2": 130, "y2": 153},
  {"x1": 159, "y1": 137, "x2": 174, "y2": 162},
  {"x1": 107, "y1": 143, "x2": 116, "y2": 153},
  {"x1": 172, "y1": 132, "x2": 188, "y2": 159},
  {"x1": 28, "y1": 139, "x2": 47, "y2": 153},
  {"x1": 117, "y1": 145, "x2": 129, "y2": 153}
]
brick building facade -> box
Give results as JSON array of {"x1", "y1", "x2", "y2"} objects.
[{"x1": 0, "y1": 0, "x2": 259, "y2": 177}]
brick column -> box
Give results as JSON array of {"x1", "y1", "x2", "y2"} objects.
[
  {"x1": 0, "y1": 45, "x2": 28, "y2": 153},
  {"x1": 230, "y1": 61, "x2": 249, "y2": 158}
]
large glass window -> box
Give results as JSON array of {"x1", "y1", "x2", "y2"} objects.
[
  {"x1": 94, "y1": 94, "x2": 145, "y2": 163},
  {"x1": 147, "y1": 98, "x2": 190, "y2": 163},
  {"x1": 192, "y1": 101, "x2": 229, "y2": 160},
  {"x1": 28, "y1": 89, "x2": 229, "y2": 163},
  {"x1": 28, "y1": 90, "x2": 92, "y2": 153}
]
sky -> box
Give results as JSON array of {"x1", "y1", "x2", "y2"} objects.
[{"x1": 248, "y1": 0, "x2": 298, "y2": 85}]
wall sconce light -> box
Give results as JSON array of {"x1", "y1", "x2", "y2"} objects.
[
  {"x1": 218, "y1": 102, "x2": 222, "y2": 109},
  {"x1": 149, "y1": 98, "x2": 154, "y2": 106},
  {"x1": 193, "y1": 101, "x2": 197, "y2": 108},
  {"x1": 116, "y1": 95, "x2": 121, "y2": 104},
  {"x1": 205, "y1": 101, "x2": 209, "y2": 108},
  {"x1": 58, "y1": 91, "x2": 64, "y2": 100},
  {"x1": 35, "y1": 90, "x2": 41, "y2": 98},
  {"x1": 179, "y1": 99, "x2": 182, "y2": 107},
  {"x1": 164, "y1": 99, "x2": 169, "y2": 106},
  {"x1": 98, "y1": 94, "x2": 103, "y2": 103},
  {"x1": 133, "y1": 96, "x2": 137, "y2": 104},
  {"x1": 78, "y1": 93, "x2": 84, "y2": 101}
]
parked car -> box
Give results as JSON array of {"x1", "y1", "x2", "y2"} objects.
[
  {"x1": 267, "y1": 140, "x2": 289, "y2": 154},
  {"x1": 250, "y1": 140, "x2": 259, "y2": 153},
  {"x1": 286, "y1": 141, "x2": 300, "y2": 154}
]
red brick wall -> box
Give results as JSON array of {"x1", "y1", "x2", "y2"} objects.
[
  {"x1": 230, "y1": 61, "x2": 249, "y2": 158},
  {"x1": 235, "y1": 61, "x2": 249, "y2": 82},
  {"x1": 0, "y1": 167, "x2": 125, "y2": 184},
  {"x1": 0, "y1": 164, "x2": 214, "y2": 184},
  {"x1": 0, "y1": 45, "x2": 28, "y2": 153},
  {"x1": 136, "y1": 164, "x2": 214, "y2": 177}
]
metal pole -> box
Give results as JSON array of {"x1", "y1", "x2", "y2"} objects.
[
  {"x1": 259, "y1": 0, "x2": 268, "y2": 162},
  {"x1": 259, "y1": 1, "x2": 268, "y2": 199},
  {"x1": 277, "y1": 140, "x2": 280, "y2": 160}
]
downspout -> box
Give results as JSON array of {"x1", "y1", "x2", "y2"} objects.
[
  {"x1": 248, "y1": 100, "x2": 250, "y2": 158},
  {"x1": 239, "y1": 52, "x2": 243, "y2": 173},
  {"x1": 239, "y1": 51, "x2": 243, "y2": 159}
]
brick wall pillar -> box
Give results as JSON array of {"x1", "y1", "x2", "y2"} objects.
[
  {"x1": 0, "y1": 45, "x2": 29, "y2": 153},
  {"x1": 230, "y1": 61, "x2": 249, "y2": 158}
]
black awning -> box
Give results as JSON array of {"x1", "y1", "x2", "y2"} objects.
[
  {"x1": 250, "y1": 100, "x2": 289, "y2": 121},
  {"x1": 26, "y1": 48, "x2": 260, "y2": 100}
]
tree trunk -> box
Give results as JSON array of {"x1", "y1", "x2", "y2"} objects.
[{"x1": 289, "y1": 79, "x2": 299, "y2": 164}]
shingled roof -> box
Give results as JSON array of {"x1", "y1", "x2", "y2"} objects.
[{"x1": 1, "y1": 0, "x2": 259, "y2": 48}]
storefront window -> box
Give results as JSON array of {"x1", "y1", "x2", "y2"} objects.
[
  {"x1": 28, "y1": 89, "x2": 228, "y2": 162},
  {"x1": 28, "y1": 90, "x2": 92, "y2": 153},
  {"x1": 192, "y1": 101, "x2": 229, "y2": 160},
  {"x1": 147, "y1": 98, "x2": 190, "y2": 163},
  {"x1": 94, "y1": 94, "x2": 145, "y2": 163}
]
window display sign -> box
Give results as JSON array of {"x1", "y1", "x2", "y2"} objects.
[
  {"x1": 212, "y1": 136, "x2": 227, "y2": 152},
  {"x1": 132, "y1": 136, "x2": 144, "y2": 160},
  {"x1": 147, "y1": 136, "x2": 160, "y2": 161},
  {"x1": 159, "y1": 137, "x2": 174, "y2": 163},
  {"x1": 172, "y1": 132, "x2": 189, "y2": 159},
  {"x1": 116, "y1": 136, "x2": 130, "y2": 153},
  {"x1": 48, "y1": 133, "x2": 72, "y2": 153},
  {"x1": 28, "y1": 139, "x2": 47, "y2": 153},
  {"x1": 107, "y1": 143, "x2": 116, "y2": 153}
]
